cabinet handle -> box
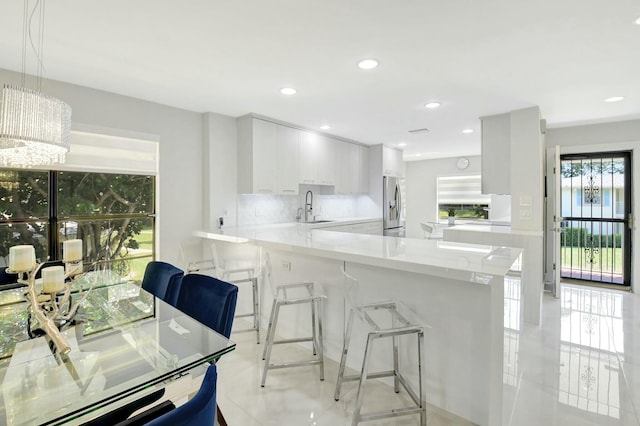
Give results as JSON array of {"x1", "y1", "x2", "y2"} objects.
[
  {"x1": 282, "y1": 189, "x2": 296, "y2": 193},
  {"x1": 303, "y1": 179, "x2": 315, "y2": 183},
  {"x1": 258, "y1": 189, "x2": 273, "y2": 193}
]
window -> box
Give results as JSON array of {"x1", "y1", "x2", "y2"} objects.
[
  {"x1": 437, "y1": 175, "x2": 490, "y2": 221},
  {"x1": 0, "y1": 130, "x2": 158, "y2": 287},
  {"x1": 0, "y1": 169, "x2": 156, "y2": 285}
]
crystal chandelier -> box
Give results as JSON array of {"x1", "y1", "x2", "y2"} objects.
[{"x1": 0, "y1": 0, "x2": 72, "y2": 168}]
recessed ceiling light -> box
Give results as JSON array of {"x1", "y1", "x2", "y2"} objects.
[
  {"x1": 320, "y1": 125, "x2": 331, "y2": 130},
  {"x1": 635, "y1": 16, "x2": 640, "y2": 25},
  {"x1": 357, "y1": 59, "x2": 379, "y2": 70},
  {"x1": 280, "y1": 87, "x2": 297, "y2": 95},
  {"x1": 424, "y1": 102, "x2": 441, "y2": 109},
  {"x1": 415, "y1": 153, "x2": 422, "y2": 157},
  {"x1": 604, "y1": 96, "x2": 624, "y2": 103},
  {"x1": 462, "y1": 129, "x2": 474, "y2": 134},
  {"x1": 398, "y1": 142, "x2": 406, "y2": 147}
]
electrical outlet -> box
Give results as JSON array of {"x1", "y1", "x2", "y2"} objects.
[{"x1": 281, "y1": 260, "x2": 291, "y2": 271}]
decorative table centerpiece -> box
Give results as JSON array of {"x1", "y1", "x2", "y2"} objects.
[{"x1": 6, "y1": 240, "x2": 94, "y2": 355}]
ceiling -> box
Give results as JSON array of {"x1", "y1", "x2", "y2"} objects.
[{"x1": 1, "y1": 0, "x2": 639, "y2": 160}]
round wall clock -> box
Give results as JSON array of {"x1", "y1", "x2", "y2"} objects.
[{"x1": 456, "y1": 157, "x2": 469, "y2": 170}]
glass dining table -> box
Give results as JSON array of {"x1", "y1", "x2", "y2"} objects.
[{"x1": 0, "y1": 273, "x2": 235, "y2": 425}]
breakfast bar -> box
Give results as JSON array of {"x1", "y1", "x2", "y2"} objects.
[{"x1": 197, "y1": 224, "x2": 521, "y2": 425}]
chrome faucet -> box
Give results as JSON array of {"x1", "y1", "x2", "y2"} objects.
[{"x1": 305, "y1": 190, "x2": 313, "y2": 222}]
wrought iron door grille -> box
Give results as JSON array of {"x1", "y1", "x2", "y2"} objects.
[{"x1": 560, "y1": 153, "x2": 631, "y2": 286}]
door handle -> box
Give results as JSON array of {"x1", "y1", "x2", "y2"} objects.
[{"x1": 629, "y1": 213, "x2": 634, "y2": 230}]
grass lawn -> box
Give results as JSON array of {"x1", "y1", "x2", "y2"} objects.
[
  {"x1": 123, "y1": 228, "x2": 154, "y2": 282},
  {"x1": 561, "y1": 246, "x2": 623, "y2": 274}
]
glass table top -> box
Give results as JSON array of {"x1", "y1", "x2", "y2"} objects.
[{"x1": 0, "y1": 281, "x2": 235, "y2": 425}]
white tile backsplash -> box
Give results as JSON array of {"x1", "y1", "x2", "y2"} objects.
[{"x1": 237, "y1": 189, "x2": 379, "y2": 226}]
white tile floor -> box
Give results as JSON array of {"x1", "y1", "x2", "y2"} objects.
[{"x1": 216, "y1": 280, "x2": 640, "y2": 425}]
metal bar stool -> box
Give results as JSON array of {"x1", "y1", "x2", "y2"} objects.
[
  {"x1": 334, "y1": 268, "x2": 427, "y2": 425},
  {"x1": 260, "y1": 252, "x2": 326, "y2": 387},
  {"x1": 209, "y1": 242, "x2": 261, "y2": 344}
]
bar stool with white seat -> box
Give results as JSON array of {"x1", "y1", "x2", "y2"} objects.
[
  {"x1": 334, "y1": 268, "x2": 427, "y2": 425},
  {"x1": 210, "y1": 241, "x2": 261, "y2": 344},
  {"x1": 260, "y1": 252, "x2": 326, "y2": 387}
]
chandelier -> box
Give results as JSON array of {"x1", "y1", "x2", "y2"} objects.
[{"x1": 0, "y1": 0, "x2": 72, "y2": 168}]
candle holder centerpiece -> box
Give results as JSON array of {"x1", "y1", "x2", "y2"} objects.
[{"x1": 7, "y1": 240, "x2": 93, "y2": 356}]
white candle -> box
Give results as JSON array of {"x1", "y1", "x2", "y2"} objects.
[
  {"x1": 63, "y1": 239, "x2": 83, "y2": 263},
  {"x1": 9, "y1": 245, "x2": 36, "y2": 272},
  {"x1": 42, "y1": 266, "x2": 65, "y2": 293}
]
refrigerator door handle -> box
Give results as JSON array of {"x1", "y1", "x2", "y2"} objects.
[{"x1": 395, "y1": 184, "x2": 401, "y2": 220}]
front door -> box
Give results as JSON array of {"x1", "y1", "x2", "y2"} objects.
[{"x1": 560, "y1": 152, "x2": 632, "y2": 286}]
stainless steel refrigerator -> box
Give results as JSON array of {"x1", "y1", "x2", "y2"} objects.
[{"x1": 383, "y1": 176, "x2": 405, "y2": 236}]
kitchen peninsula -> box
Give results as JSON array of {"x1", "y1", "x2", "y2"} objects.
[{"x1": 196, "y1": 223, "x2": 521, "y2": 425}]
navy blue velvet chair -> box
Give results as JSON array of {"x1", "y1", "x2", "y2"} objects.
[
  {"x1": 120, "y1": 364, "x2": 218, "y2": 426},
  {"x1": 175, "y1": 274, "x2": 238, "y2": 338},
  {"x1": 141, "y1": 261, "x2": 184, "y2": 306}
]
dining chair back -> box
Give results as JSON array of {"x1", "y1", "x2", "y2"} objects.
[
  {"x1": 141, "y1": 261, "x2": 184, "y2": 307},
  {"x1": 144, "y1": 364, "x2": 218, "y2": 426},
  {"x1": 176, "y1": 274, "x2": 238, "y2": 338}
]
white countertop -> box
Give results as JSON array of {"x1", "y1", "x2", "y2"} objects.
[
  {"x1": 445, "y1": 224, "x2": 543, "y2": 237},
  {"x1": 195, "y1": 222, "x2": 522, "y2": 284}
]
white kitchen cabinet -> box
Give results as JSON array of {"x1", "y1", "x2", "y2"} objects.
[
  {"x1": 336, "y1": 142, "x2": 369, "y2": 195},
  {"x1": 237, "y1": 116, "x2": 278, "y2": 194},
  {"x1": 359, "y1": 145, "x2": 370, "y2": 194},
  {"x1": 299, "y1": 132, "x2": 335, "y2": 186},
  {"x1": 481, "y1": 113, "x2": 510, "y2": 195},
  {"x1": 298, "y1": 130, "x2": 320, "y2": 184},
  {"x1": 382, "y1": 146, "x2": 405, "y2": 178},
  {"x1": 277, "y1": 125, "x2": 299, "y2": 194},
  {"x1": 318, "y1": 136, "x2": 335, "y2": 185},
  {"x1": 238, "y1": 116, "x2": 299, "y2": 194},
  {"x1": 335, "y1": 142, "x2": 362, "y2": 194}
]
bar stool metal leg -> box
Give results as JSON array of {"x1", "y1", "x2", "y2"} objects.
[
  {"x1": 262, "y1": 298, "x2": 278, "y2": 361},
  {"x1": 334, "y1": 308, "x2": 354, "y2": 401},
  {"x1": 418, "y1": 329, "x2": 426, "y2": 426},
  {"x1": 252, "y1": 276, "x2": 260, "y2": 344},
  {"x1": 228, "y1": 276, "x2": 260, "y2": 344},
  {"x1": 317, "y1": 298, "x2": 325, "y2": 381},
  {"x1": 261, "y1": 301, "x2": 281, "y2": 387},
  {"x1": 352, "y1": 333, "x2": 375, "y2": 426}
]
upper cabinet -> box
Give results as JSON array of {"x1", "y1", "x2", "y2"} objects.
[
  {"x1": 481, "y1": 113, "x2": 510, "y2": 195},
  {"x1": 299, "y1": 131, "x2": 335, "y2": 186},
  {"x1": 336, "y1": 142, "x2": 369, "y2": 194},
  {"x1": 238, "y1": 115, "x2": 369, "y2": 195},
  {"x1": 237, "y1": 116, "x2": 299, "y2": 194},
  {"x1": 382, "y1": 146, "x2": 405, "y2": 178},
  {"x1": 277, "y1": 125, "x2": 299, "y2": 194}
]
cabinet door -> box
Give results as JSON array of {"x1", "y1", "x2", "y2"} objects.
[
  {"x1": 359, "y1": 145, "x2": 370, "y2": 194},
  {"x1": 382, "y1": 146, "x2": 404, "y2": 178},
  {"x1": 277, "y1": 125, "x2": 299, "y2": 194},
  {"x1": 347, "y1": 143, "x2": 360, "y2": 194},
  {"x1": 252, "y1": 119, "x2": 278, "y2": 193},
  {"x1": 318, "y1": 136, "x2": 335, "y2": 185},
  {"x1": 298, "y1": 130, "x2": 319, "y2": 184},
  {"x1": 334, "y1": 141, "x2": 349, "y2": 194}
]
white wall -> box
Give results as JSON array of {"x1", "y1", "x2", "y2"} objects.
[
  {"x1": 405, "y1": 156, "x2": 481, "y2": 239},
  {"x1": 0, "y1": 68, "x2": 205, "y2": 265},
  {"x1": 510, "y1": 107, "x2": 545, "y2": 232},
  {"x1": 204, "y1": 112, "x2": 238, "y2": 230},
  {"x1": 546, "y1": 119, "x2": 640, "y2": 290}
]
